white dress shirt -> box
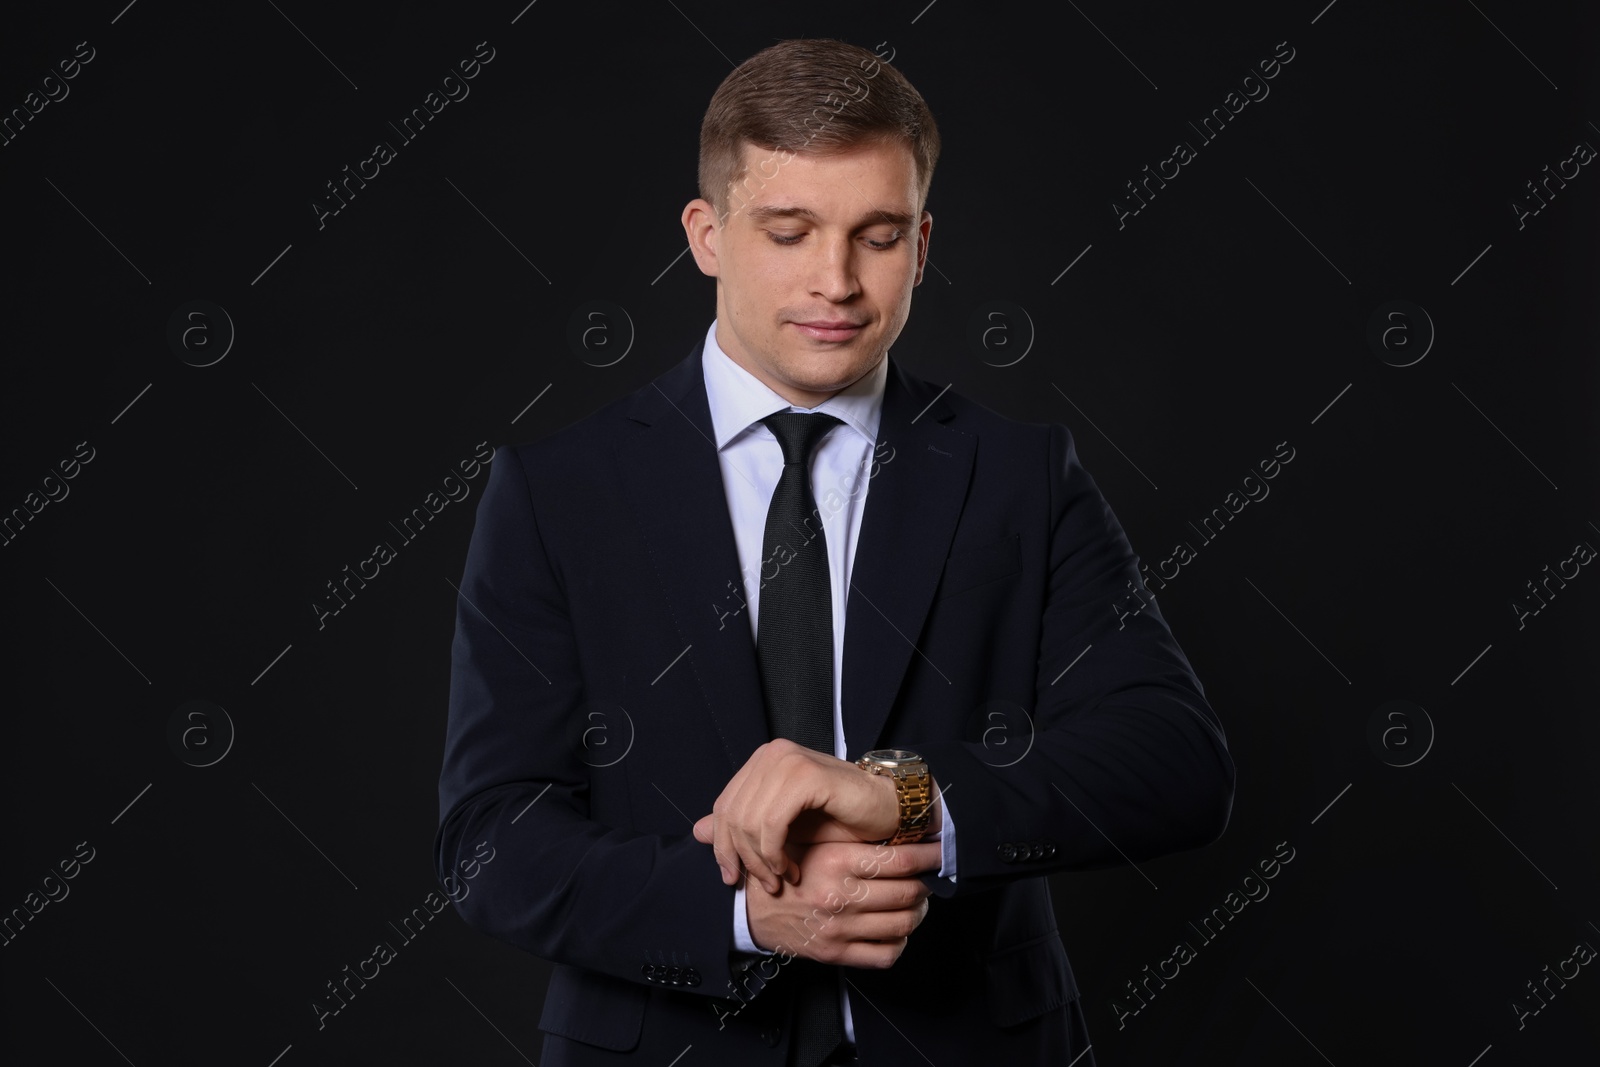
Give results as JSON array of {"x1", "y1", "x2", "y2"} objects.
[{"x1": 699, "y1": 319, "x2": 957, "y2": 1045}]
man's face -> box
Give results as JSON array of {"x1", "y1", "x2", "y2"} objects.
[{"x1": 682, "y1": 139, "x2": 932, "y2": 408}]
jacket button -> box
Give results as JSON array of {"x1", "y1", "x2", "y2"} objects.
[
  {"x1": 998, "y1": 842, "x2": 1018, "y2": 863},
  {"x1": 641, "y1": 963, "x2": 655, "y2": 981},
  {"x1": 685, "y1": 967, "x2": 702, "y2": 987},
  {"x1": 1025, "y1": 843, "x2": 1041, "y2": 861},
  {"x1": 760, "y1": 1026, "x2": 781, "y2": 1047},
  {"x1": 1044, "y1": 842, "x2": 1058, "y2": 859}
]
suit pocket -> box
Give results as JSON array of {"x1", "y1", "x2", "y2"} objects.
[
  {"x1": 936, "y1": 532, "x2": 1022, "y2": 601},
  {"x1": 985, "y1": 930, "x2": 1080, "y2": 1027},
  {"x1": 537, "y1": 964, "x2": 648, "y2": 1051}
]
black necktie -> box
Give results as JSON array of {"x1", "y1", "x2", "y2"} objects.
[
  {"x1": 755, "y1": 411, "x2": 847, "y2": 1067},
  {"x1": 757, "y1": 411, "x2": 843, "y2": 750}
]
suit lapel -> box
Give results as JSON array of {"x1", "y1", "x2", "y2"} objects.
[
  {"x1": 613, "y1": 342, "x2": 976, "y2": 773},
  {"x1": 614, "y1": 342, "x2": 769, "y2": 775},
  {"x1": 840, "y1": 359, "x2": 975, "y2": 758}
]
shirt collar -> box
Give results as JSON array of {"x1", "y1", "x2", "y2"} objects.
[{"x1": 700, "y1": 319, "x2": 887, "y2": 452}]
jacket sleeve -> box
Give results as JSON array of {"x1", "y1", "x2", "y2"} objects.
[
  {"x1": 435, "y1": 445, "x2": 753, "y2": 998},
  {"x1": 916, "y1": 422, "x2": 1236, "y2": 898}
]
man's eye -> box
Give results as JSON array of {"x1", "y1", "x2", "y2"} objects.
[
  {"x1": 767, "y1": 232, "x2": 803, "y2": 245},
  {"x1": 865, "y1": 232, "x2": 903, "y2": 249}
]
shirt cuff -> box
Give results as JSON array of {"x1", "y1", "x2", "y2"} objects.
[
  {"x1": 733, "y1": 881, "x2": 773, "y2": 956},
  {"x1": 922, "y1": 780, "x2": 957, "y2": 882}
]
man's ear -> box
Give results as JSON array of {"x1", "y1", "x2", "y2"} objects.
[
  {"x1": 682, "y1": 198, "x2": 723, "y2": 278},
  {"x1": 913, "y1": 210, "x2": 933, "y2": 287}
]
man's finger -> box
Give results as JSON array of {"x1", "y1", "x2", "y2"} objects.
[
  {"x1": 712, "y1": 815, "x2": 738, "y2": 885},
  {"x1": 724, "y1": 812, "x2": 772, "y2": 891},
  {"x1": 758, "y1": 805, "x2": 798, "y2": 893},
  {"x1": 845, "y1": 872, "x2": 933, "y2": 911},
  {"x1": 731, "y1": 773, "x2": 794, "y2": 893},
  {"x1": 858, "y1": 841, "x2": 943, "y2": 879},
  {"x1": 732, "y1": 823, "x2": 780, "y2": 893},
  {"x1": 696, "y1": 817, "x2": 741, "y2": 885}
]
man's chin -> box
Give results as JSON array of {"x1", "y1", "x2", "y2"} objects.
[{"x1": 778, "y1": 359, "x2": 873, "y2": 397}]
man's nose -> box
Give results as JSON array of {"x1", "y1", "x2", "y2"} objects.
[{"x1": 809, "y1": 239, "x2": 859, "y2": 302}]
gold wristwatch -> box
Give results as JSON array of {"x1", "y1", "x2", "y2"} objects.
[{"x1": 855, "y1": 748, "x2": 933, "y2": 845}]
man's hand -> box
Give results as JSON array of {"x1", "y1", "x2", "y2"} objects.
[
  {"x1": 744, "y1": 839, "x2": 940, "y2": 969},
  {"x1": 692, "y1": 739, "x2": 904, "y2": 892}
]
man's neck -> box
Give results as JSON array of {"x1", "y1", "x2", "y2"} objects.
[{"x1": 715, "y1": 326, "x2": 841, "y2": 409}]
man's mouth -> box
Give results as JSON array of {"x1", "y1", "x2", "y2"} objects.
[{"x1": 790, "y1": 320, "x2": 866, "y2": 343}]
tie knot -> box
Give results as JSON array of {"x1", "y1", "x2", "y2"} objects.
[{"x1": 761, "y1": 411, "x2": 842, "y2": 466}]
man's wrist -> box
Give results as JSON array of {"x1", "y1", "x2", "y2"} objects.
[
  {"x1": 864, "y1": 762, "x2": 941, "y2": 842},
  {"x1": 874, "y1": 772, "x2": 900, "y2": 840}
]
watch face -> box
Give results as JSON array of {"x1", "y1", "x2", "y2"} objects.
[{"x1": 865, "y1": 748, "x2": 922, "y2": 766}]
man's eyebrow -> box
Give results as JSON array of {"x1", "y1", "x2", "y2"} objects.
[{"x1": 744, "y1": 204, "x2": 917, "y2": 232}]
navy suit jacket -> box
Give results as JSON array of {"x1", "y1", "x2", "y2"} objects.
[{"x1": 435, "y1": 337, "x2": 1235, "y2": 1065}]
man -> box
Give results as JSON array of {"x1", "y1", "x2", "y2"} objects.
[{"x1": 436, "y1": 37, "x2": 1234, "y2": 1066}]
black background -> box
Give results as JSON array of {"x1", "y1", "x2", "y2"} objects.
[{"x1": 3, "y1": 1, "x2": 1597, "y2": 1064}]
